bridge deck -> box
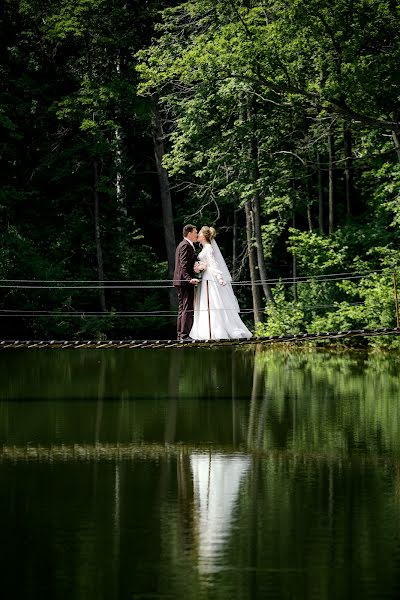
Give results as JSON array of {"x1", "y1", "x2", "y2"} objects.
[{"x1": 0, "y1": 327, "x2": 399, "y2": 349}]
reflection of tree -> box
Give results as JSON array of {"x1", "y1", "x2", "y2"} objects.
[
  {"x1": 225, "y1": 455, "x2": 400, "y2": 600},
  {"x1": 94, "y1": 358, "x2": 106, "y2": 443},
  {"x1": 3, "y1": 344, "x2": 400, "y2": 599},
  {"x1": 156, "y1": 450, "x2": 400, "y2": 600},
  {"x1": 247, "y1": 353, "x2": 268, "y2": 450},
  {"x1": 0, "y1": 347, "x2": 255, "y2": 447},
  {"x1": 164, "y1": 349, "x2": 183, "y2": 443},
  {"x1": 3, "y1": 347, "x2": 400, "y2": 459},
  {"x1": 251, "y1": 350, "x2": 400, "y2": 456}
]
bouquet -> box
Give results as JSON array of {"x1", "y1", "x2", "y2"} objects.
[{"x1": 193, "y1": 260, "x2": 207, "y2": 279}]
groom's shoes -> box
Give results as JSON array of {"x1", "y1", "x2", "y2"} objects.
[{"x1": 179, "y1": 336, "x2": 194, "y2": 342}]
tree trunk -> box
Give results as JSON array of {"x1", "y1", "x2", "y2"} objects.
[
  {"x1": 245, "y1": 201, "x2": 263, "y2": 325},
  {"x1": 115, "y1": 126, "x2": 124, "y2": 209},
  {"x1": 232, "y1": 207, "x2": 238, "y2": 280},
  {"x1": 247, "y1": 101, "x2": 274, "y2": 304},
  {"x1": 306, "y1": 168, "x2": 313, "y2": 232},
  {"x1": 251, "y1": 186, "x2": 274, "y2": 304},
  {"x1": 114, "y1": 53, "x2": 127, "y2": 218},
  {"x1": 343, "y1": 121, "x2": 353, "y2": 217},
  {"x1": 317, "y1": 151, "x2": 324, "y2": 234},
  {"x1": 327, "y1": 128, "x2": 335, "y2": 235},
  {"x1": 292, "y1": 214, "x2": 298, "y2": 302},
  {"x1": 306, "y1": 205, "x2": 313, "y2": 232},
  {"x1": 393, "y1": 130, "x2": 400, "y2": 163},
  {"x1": 151, "y1": 97, "x2": 177, "y2": 308},
  {"x1": 93, "y1": 160, "x2": 106, "y2": 312}
]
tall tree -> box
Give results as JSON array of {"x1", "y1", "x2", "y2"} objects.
[{"x1": 151, "y1": 96, "x2": 177, "y2": 308}]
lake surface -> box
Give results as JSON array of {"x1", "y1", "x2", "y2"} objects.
[{"x1": 1, "y1": 347, "x2": 400, "y2": 599}]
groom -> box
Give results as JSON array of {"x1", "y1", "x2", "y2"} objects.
[{"x1": 173, "y1": 224, "x2": 199, "y2": 341}]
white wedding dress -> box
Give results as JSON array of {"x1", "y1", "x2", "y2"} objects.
[{"x1": 190, "y1": 240, "x2": 252, "y2": 340}]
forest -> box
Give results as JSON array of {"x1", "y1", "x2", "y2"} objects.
[{"x1": 1, "y1": 0, "x2": 400, "y2": 342}]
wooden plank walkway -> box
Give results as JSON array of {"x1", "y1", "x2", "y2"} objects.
[{"x1": 0, "y1": 327, "x2": 399, "y2": 348}]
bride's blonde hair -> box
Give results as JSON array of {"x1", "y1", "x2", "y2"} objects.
[{"x1": 200, "y1": 226, "x2": 217, "y2": 243}]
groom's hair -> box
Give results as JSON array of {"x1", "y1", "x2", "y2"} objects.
[{"x1": 183, "y1": 224, "x2": 196, "y2": 237}]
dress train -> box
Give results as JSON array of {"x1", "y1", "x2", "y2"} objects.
[{"x1": 190, "y1": 242, "x2": 252, "y2": 340}]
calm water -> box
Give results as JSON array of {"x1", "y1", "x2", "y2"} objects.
[{"x1": 1, "y1": 347, "x2": 400, "y2": 599}]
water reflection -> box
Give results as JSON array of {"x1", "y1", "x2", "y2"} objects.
[
  {"x1": 0, "y1": 347, "x2": 400, "y2": 599},
  {"x1": 1, "y1": 347, "x2": 400, "y2": 458},
  {"x1": 249, "y1": 350, "x2": 400, "y2": 457},
  {"x1": 191, "y1": 453, "x2": 251, "y2": 575}
]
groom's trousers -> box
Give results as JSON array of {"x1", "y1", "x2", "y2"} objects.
[{"x1": 175, "y1": 284, "x2": 194, "y2": 339}]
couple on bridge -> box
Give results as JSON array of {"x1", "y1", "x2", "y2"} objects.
[{"x1": 173, "y1": 224, "x2": 252, "y2": 341}]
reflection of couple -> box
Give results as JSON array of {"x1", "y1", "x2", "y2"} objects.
[
  {"x1": 190, "y1": 453, "x2": 251, "y2": 575},
  {"x1": 173, "y1": 224, "x2": 252, "y2": 341}
]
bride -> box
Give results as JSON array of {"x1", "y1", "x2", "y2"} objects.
[{"x1": 190, "y1": 226, "x2": 252, "y2": 340}]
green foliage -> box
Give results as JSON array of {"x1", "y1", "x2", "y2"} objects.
[
  {"x1": 0, "y1": 0, "x2": 174, "y2": 339},
  {"x1": 288, "y1": 230, "x2": 349, "y2": 274},
  {"x1": 255, "y1": 283, "x2": 306, "y2": 336},
  {"x1": 137, "y1": 1, "x2": 400, "y2": 347},
  {"x1": 308, "y1": 273, "x2": 400, "y2": 342},
  {"x1": 1, "y1": 0, "x2": 400, "y2": 342}
]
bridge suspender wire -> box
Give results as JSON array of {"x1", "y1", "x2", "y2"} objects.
[
  {"x1": 0, "y1": 266, "x2": 391, "y2": 281},
  {"x1": 0, "y1": 267, "x2": 394, "y2": 288},
  {"x1": 0, "y1": 268, "x2": 396, "y2": 317},
  {"x1": 0, "y1": 270, "x2": 397, "y2": 329},
  {"x1": 0, "y1": 302, "x2": 368, "y2": 318}
]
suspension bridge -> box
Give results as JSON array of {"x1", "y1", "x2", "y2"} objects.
[
  {"x1": 0, "y1": 268, "x2": 399, "y2": 348},
  {"x1": 0, "y1": 327, "x2": 399, "y2": 349}
]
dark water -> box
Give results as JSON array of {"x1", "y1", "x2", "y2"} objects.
[{"x1": 1, "y1": 348, "x2": 400, "y2": 600}]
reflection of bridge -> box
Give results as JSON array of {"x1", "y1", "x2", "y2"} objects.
[
  {"x1": 1, "y1": 443, "x2": 399, "y2": 465},
  {"x1": 0, "y1": 327, "x2": 399, "y2": 348}
]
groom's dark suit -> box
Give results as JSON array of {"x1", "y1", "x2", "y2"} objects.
[{"x1": 173, "y1": 239, "x2": 196, "y2": 339}]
